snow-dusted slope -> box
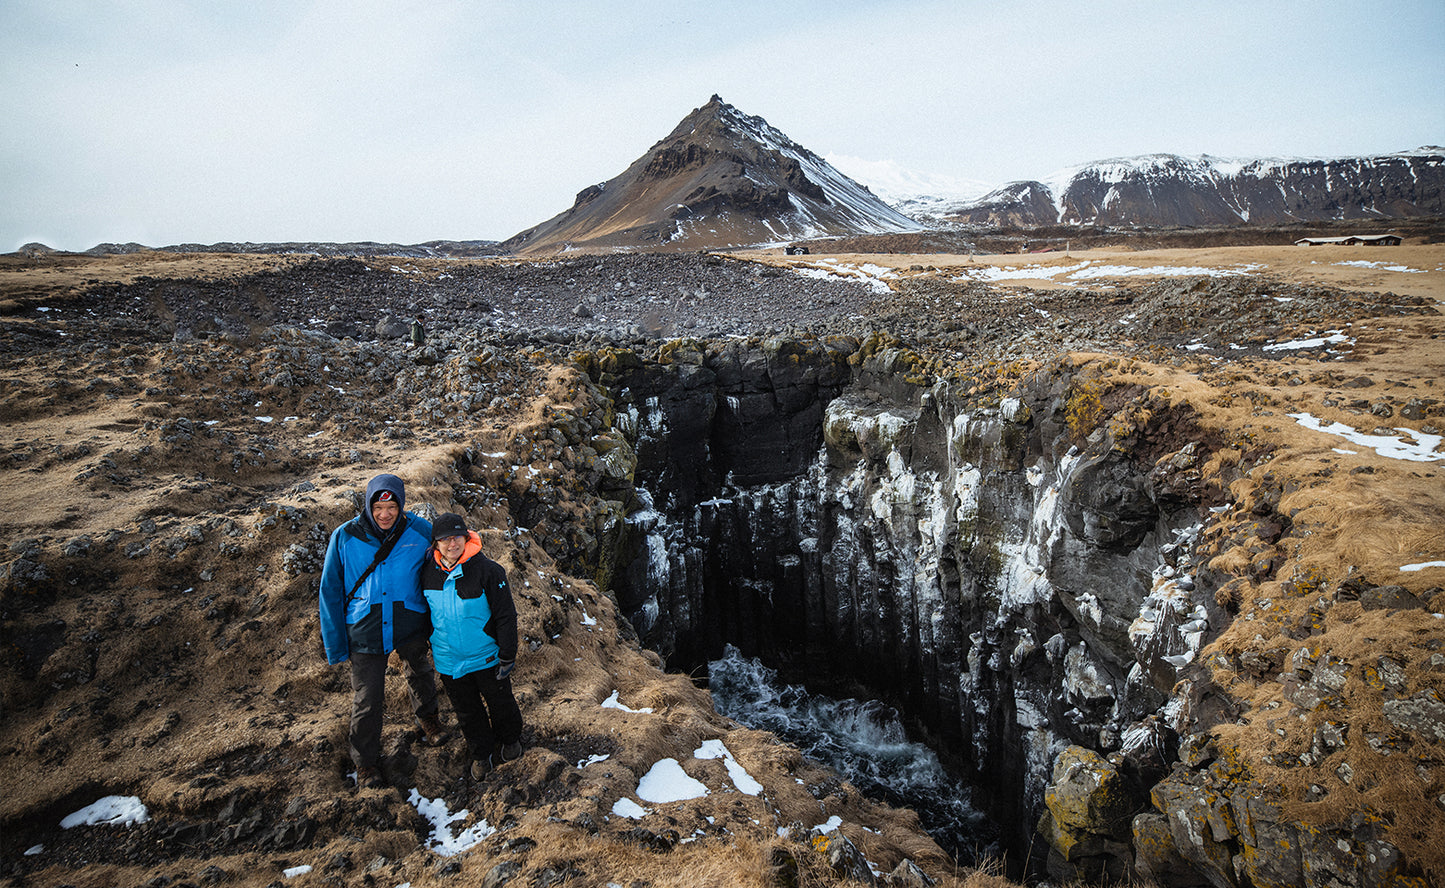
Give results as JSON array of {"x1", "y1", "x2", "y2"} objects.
[
  {"x1": 940, "y1": 149, "x2": 1445, "y2": 227},
  {"x1": 824, "y1": 155, "x2": 994, "y2": 219},
  {"x1": 709, "y1": 103, "x2": 922, "y2": 238}
]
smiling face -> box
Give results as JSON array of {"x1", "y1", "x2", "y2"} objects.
[
  {"x1": 371, "y1": 499, "x2": 400, "y2": 532},
  {"x1": 435, "y1": 533, "x2": 467, "y2": 564}
]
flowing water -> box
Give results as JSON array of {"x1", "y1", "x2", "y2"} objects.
[{"x1": 708, "y1": 644, "x2": 995, "y2": 862}]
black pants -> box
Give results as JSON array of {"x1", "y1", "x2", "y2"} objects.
[
  {"x1": 439, "y1": 666, "x2": 523, "y2": 763},
  {"x1": 348, "y1": 637, "x2": 440, "y2": 769}
]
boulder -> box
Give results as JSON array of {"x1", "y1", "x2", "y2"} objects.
[
  {"x1": 1382, "y1": 694, "x2": 1445, "y2": 743},
  {"x1": 1133, "y1": 810, "x2": 1212, "y2": 886},
  {"x1": 813, "y1": 829, "x2": 874, "y2": 886},
  {"x1": 1359, "y1": 584, "x2": 1429, "y2": 611},
  {"x1": 1039, "y1": 746, "x2": 1143, "y2": 881},
  {"x1": 884, "y1": 858, "x2": 934, "y2": 887},
  {"x1": 1148, "y1": 773, "x2": 1240, "y2": 888},
  {"x1": 375, "y1": 315, "x2": 409, "y2": 339},
  {"x1": 1044, "y1": 747, "x2": 1141, "y2": 837}
]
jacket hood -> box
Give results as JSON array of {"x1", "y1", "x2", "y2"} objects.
[{"x1": 363, "y1": 473, "x2": 407, "y2": 538}]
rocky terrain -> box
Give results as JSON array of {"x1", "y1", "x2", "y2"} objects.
[{"x1": 1, "y1": 240, "x2": 1443, "y2": 888}]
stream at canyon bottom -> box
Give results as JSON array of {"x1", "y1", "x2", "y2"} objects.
[{"x1": 707, "y1": 644, "x2": 997, "y2": 864}]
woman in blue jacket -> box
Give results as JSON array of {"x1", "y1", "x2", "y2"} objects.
[{"x1": 422, "y1": 513, "x2": 524, "y2": 779}]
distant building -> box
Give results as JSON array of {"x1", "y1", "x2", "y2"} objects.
[{"x1": 1294, "y1": 233, "x2": 1402, "y2": 246}]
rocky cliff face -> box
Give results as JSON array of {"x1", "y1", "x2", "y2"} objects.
[
  {"x1": 945, "y1": 150, "x2": 1445, "y2": 227},
  {"x1": 582, "y1": 340, "x2": 1204, "y2": 850},
  {"x1": 578, "y1": 335, "x2": 1440, "y2": 886}
]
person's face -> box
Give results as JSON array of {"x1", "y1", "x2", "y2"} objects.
[
  {"x1": 371, "y1": 499, "x2": 400, "y2": 531},
  {"x1": 436, "y1": 533, "x2": 466, "y2": 561}
]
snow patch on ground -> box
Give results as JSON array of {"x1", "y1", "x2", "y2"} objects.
[
  {"x1": 612, "y1": 796, "x2": 652, "y2": 819},
  {"x1": 1401, "y1": 561, "x2": 1445, "y2": 572},
  {"x1": 952, "y1": 259, "x2": 1265, "y2": 286},
  {"x1": 1288, "y1": 413, "x2": 1445, "y2": 462},
  {"x1": 695, "y1": 738, "x2": 764, "y2": 795},
  {"x1": 408, "y1": 789, "x2": 495, "y2": 856},
  {"x1": 1332, "y1": 260, "x2": 1425, "y2": 273},
  {"x1": 1263, "y1": 331, "x2": 1352, "y2": 351},
  {"x1": 60, "y1": 796, "x2": 150, "y2": 828},
  {"x1": 601, "y1": 690, "x2": 653, "y2": 714},
  {"x1": 613, "y1": 739, "x2": 767, "y2": 819},
  {"x1": 791, "y1": 260, "x2": 895, "y2": 294},
  {"x1": 636, "y1": 758, "x2": 709, "y2": 803}
]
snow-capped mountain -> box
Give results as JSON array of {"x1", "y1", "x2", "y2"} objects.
[
  {"x1": 937, "y1": 149, "x2": 1444, "y2": 227},
  {"x1": 504, "y1": 96, "x2": 921, "y2": 255},
  {"x1": 823, "y1": 155, "x2": 994, "y2": 219}
]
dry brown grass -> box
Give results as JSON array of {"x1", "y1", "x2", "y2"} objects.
[{"x1": 1062, "y1": 299, "x2": 1445, "y2": 879}]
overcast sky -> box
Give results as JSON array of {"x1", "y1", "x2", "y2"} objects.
[{"x1": 4, "y1": 0, "x2": 1442, "y2": 252}]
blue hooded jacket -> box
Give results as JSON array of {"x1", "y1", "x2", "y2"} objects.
[{"x1": 318, "y1": 474, "x2": 433, "y2": 664}]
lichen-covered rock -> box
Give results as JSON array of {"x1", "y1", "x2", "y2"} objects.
[
  {"x1": 823, "y1": 394, "x2": 919, "y2": 462},
  {"x1": 1039, "y1": 808, "x2": 1133, "y2": 883},
  {"x1": 1236, "y1": 796, "x2": 1304, "y2": 888},
  {"x1": 1148, "y1": 775, "x2": 1240, "y2": 888},
  {"x1": 1045, "y1": 746, "x2": 1139, "y2": 838},
  {"x1": 1134, "y1": 735, "x2": 1436, "y2": 888},
  {"x1": 1133, "y1": 810, "x2": 1213, "y2": 887},
  {"x1": 812, "y1": 829, "x2": 875, "y2": 886},
  {"x1": 1382, "y1": 694, "x2": 1445, "y2": 743},
  {"x1": 1039, "y1": 746, "x2": 1142, "y2": 881}
]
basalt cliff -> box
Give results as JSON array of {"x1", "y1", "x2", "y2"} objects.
[{"x1": 1, "y1": 246, "x2": 1443, "y2": 887}]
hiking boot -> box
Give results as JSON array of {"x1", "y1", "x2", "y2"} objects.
[
  {"x1": 356, "y1": 766, "x2": 385, "y2": 789},
  {"x1": 416, "y1": 715, "x2": 451, "y2": 747},
  {"x1": 498, "y1": 740, "x2": 523, "y2": 763},
  {"x1": 469, "y1": 757, "x2": 491, "y2": 781}
]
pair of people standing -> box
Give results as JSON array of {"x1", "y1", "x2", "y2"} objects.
[{"x1": 318, "y1": 473, "x2": 522, "y2": 787}]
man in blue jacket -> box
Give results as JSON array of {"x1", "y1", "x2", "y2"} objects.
[{"x1": 319, "y1": 473, "x2": 449, "y2": 788}]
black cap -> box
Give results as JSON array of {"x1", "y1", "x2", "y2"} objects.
[{"x1": 431, "y1": 513, "x2": 468, "y2": 543}]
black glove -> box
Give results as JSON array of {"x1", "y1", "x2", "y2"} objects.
[{"x1": 496, "y1": 659, "x2": 515, "y2": 680}]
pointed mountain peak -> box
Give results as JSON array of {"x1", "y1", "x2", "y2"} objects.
[{"x1": 505, "y1": 97, "x2": 919, "y2": 255}]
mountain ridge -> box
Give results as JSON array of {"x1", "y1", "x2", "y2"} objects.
[{"x1": 896, "y1": 148, "x2": 1445, "y2": 227}]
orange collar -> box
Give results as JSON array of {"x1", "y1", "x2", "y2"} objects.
[{"x1": 432, "y1": 530, "x2": 482, "y2": 570}]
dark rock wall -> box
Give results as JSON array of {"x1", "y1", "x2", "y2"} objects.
[{"x1": 588, "y1": 342, "x2": 1216, "y2": 862}]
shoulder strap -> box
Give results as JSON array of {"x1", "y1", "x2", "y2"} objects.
[{"x1": 344, "y1": 518, "x2": 406, "y2": 605}]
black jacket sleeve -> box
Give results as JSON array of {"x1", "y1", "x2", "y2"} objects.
[{"x1": 481, "y1": 558, "x2": 518, "y2": 662}]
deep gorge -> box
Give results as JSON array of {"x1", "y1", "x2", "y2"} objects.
[{"x1": 566, "y1": 335, "x2": 1225, "y2": 880}]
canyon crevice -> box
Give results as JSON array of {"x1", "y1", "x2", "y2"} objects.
[{"x1": 562, "y1": 334, "x2": 1434, "y2": 886}]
